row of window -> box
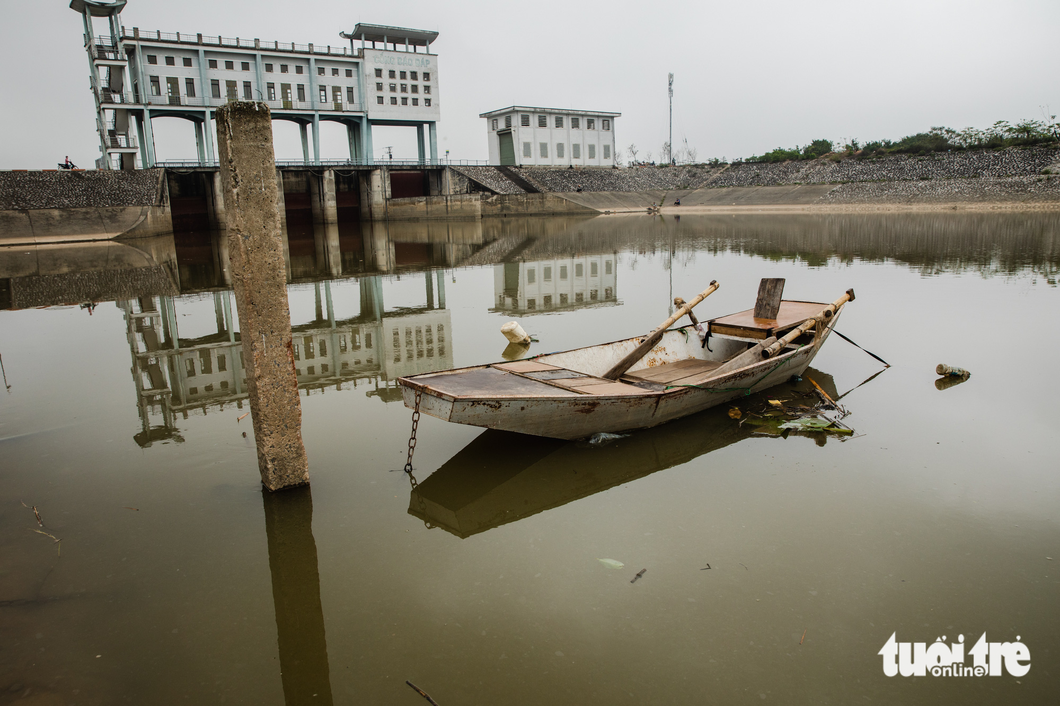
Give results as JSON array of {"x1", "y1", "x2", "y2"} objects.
[
  {"x1": 374, "y1": 82, "x2": 431, "y2": 95},
  {"x1": 522, "y1": 288, "x2": 613, "y2": 310},
  {"x1": 525, "y1": 261, "x2": 612, "y2": 284},
  {"x1": 373, "y1": 68, "x2": 431, "y2": 82},
  {"x1": 521, "y1": 141, "x2": 610, "y2": 160},
  {"x1": 148, "y1": 75, "x2": 356, "y2": 104},
  {"x1": 494, "y1": 115, "x2": 610, "y2": 131},
  {"x1": 376, "y1": 96, "x2": 431, "y2": 107},
  {"x1": 145, "y1": 54, "x2": 355, "y2": 78}
]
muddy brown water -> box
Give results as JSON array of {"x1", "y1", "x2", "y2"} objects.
[{"x1": 1, "y1": 212, "x2": 1058, "y2": 705}]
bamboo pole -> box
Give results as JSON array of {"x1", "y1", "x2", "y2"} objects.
[
  {"x1": 603, "y1": 281, "x2": 719, "y2": 380},
  {"x1": 761, "y1": 289, "x2": 854, "y2": 359}
]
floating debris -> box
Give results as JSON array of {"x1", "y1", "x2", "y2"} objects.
[
  {"x1": 597, "y1": 558, "x2": 624, "y2": 569},
  {"x1": 728, "y1": 407, "x2": 742, "y2": 419},
  {"x1": 936, "y1": 363, "x2": 970, "y2": 378},
  {"x1": 237, "y1": 413, "x2": 249, "y2": 422},
  {"x1": 406, "y1": 680, "x2": 442, "y2": 706},
  {"x1": 588, "y1": 432, "x2": 628, "y2": 446},
  {"x1": 631, "y1": 569, "x2": 647, "y2": 584}
]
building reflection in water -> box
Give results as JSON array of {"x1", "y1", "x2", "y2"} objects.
[
  {"x1": 121, "y1": 272, "x2": 452, "y2": 447},
  {"x1": 493, "y1": 253, "x2": 619, "y2": 315}
]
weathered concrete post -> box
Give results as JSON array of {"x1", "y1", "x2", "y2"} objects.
[{"x1": 216, "y1": 102, "x2": 309, "y2": 491}]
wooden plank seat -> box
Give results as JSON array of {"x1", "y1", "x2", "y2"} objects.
[
  {"x1": 623, "y1": 359, "x2": 722, "y2": 385},
  {"x1": 709, "y1": 300, "x2": 825, "y2": 340}
]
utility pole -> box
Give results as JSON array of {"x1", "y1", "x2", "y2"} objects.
[{"x1": 668, "y1": 73, "x2": 674, "y2": 166}]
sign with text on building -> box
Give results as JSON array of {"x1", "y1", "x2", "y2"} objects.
[{"x1": 364, "y1": 49, "x2": 439, "y2": 122}]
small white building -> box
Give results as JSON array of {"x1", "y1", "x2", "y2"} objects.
[{"x1": 479, "y1": 106, "x2": 620, "y2": 167}]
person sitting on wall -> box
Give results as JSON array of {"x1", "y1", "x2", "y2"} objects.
[{"x1": 674, "y1": 198, "x2": 681, "y2": 206}]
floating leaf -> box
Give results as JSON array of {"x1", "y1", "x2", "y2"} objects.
[
  {"x1": 778, "y1": 417, "x2": 833, "y2": 431},
  {"x1": 727, "y1": 407, "x2": 742, "y2": 419},
  {"x1": 597, "y1": 558, "x2": 624, "y2": 569},
  {"x1": 768, "y1": 400, "x2": 784, "y2": 407}
]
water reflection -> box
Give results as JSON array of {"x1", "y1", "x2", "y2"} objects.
[
  {"x1": 262, "y1": 486, "x2": 334, "y2": 706},
  {"x1": 121, "y1": 276, "x2": 452, "y2": 446},
  {"x1": 411, "y1": 372, "x2": 839, "y2": 538}
]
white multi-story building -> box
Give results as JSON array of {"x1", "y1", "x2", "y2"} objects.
[
  {"x1": 72, "y1": 0, "x2": 441, "y2": 169},
  {"x1": 479, "y1": 107, "x2": 620, "y2": 167}
]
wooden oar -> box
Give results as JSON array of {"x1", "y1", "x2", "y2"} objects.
[
  {"x1": 762, "y1": 289, "x2": 854, "y2": 359},
  {"x1": 603, "y1": 281, "x2": 720, "y2": 380}
]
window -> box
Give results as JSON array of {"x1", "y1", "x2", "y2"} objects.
[
  {"x1": 505, "y1": 115, "x2": 512, "y2": 128},
  {"x1": 280, "y1": 64, "x2": 288, "y2": 73},
  {"x1": 556, "y1": 143, "x2": 564, "y2": 158},
  {"x1": 400, "y1": 71, "x2": 407, "y2": 79},
  {"x1": 266, "y1": 82, "x2": 275, "y2": 100},
  {"x1": 571, "y1": 117, "x2": 580, "y2": 129},
  {"x1": 540, "y1": 142, "x2": 548, "y2": 158},
  {"x1": 389, "y1": 83, "x2": 396, "y2": 92},
  {"x1": 555, "y1": 116, "x2": 564, "y2": 128},
  {"x1": 296, "y1": 65, "x2": 303, "y2": 74},
  {"x1": 543, "y1": 295, "x2": 553, "y2": 308},
  {"x1": 603, "y1": 119, "x2": 610, "y2": 130},
  {"x1": 243, "y1": 81, "x2": 252, "y2": 99},
  {"x1": 226, "y1": 80, "x2": 237, "y2": 100},
  {"x1": 543, "y1": 266, "x2": 552, "y2": 282},
  {"x1": 605, "y1": 260, "x2": 613, "y2": 274},
  {"x1": 265, "y1": 63, "x2": 273, "y2": 72},
  {"x1": 185, "y1": 78, "x2": 195, "y2": 97},
  {"x1": 411, "y1": 85, "x2": 418, "y2": 94},
  {"x1": 346, "y1": 69, "x2": 353, "y2": 77},
  {"x1": 538, "y1": 115, "x2": 547, "y2": 128},
  {"x1": 523, "y1": 142, "x2": 532, "y2": 158},
  {"x1": 560, "y1": 265, "x2": 568, "y2": 279},
  {"x1": 604, "y1": 145, "x2": 611, "y2": 159},
  {"x1": 377, "y1": 96, "x2": 384, "y2": 105},
  {"x1": 347, "y1": 87, "x2": 355, "y2": 103},
  {"x1": 575, "y1": 292, "x2": 584, "y2": 303},
  {"x1": 401, "y1": 84, "x2": 407, "y2": 93},
  {"x1": 332, "y1": 68, "x2": 339, "y2": 76},
  {"x1": 390, "y1": 96, "x2": 397, "y2": 105},
  {"x1": 588, "y1": 144, "x2": 596, "y2": 159},
  {"x1": 590, "y1": 289, "x2": 599, "y2": 301},
  {"x1": 412, "y1": 98, "x2": 418, "y2": 106},
  {"x1": 375, "y1": 68, "x2": 382, "y2": 77},
  {"x1": 147, "y1": 55, "x2": 158, "y2": 65},
  {"x1": 575, "y1": 263, "x2": 584, "y2": 277},
  {"x1": 423, "y1": 72, "x2": 430, "y2": 81},
  {"x1": 560, "y1": 293, "x2": 569, "y2": 305},
  {"x1": 591, "y1": 261, "x2": 599, "y2": 276},
  {"x1": 332, "y1": 86, "x2": 342, "y2": 103},
  {"x1": 212, "y1": 79, "x2": 222, "y2": 98},
  {"x1": 372, "y1": 82, "x2": 380, "y2": 91},
  {"x1": 527, "y1": 299, "x2": 536, "y2": 310},
  {"x1": 410, "y1": 71, "x2": 418, "y2": 80},
  {"x1": 527, "y1": 268, "x2": 536, "y2": 284},
  {"x1": 521, "y1": 114, "x2": 530, "y2": 127},
  {"x1": 241, "y1": 61, "x2": 250, "y2": 71},
  {"x1": 208, "y1": 59, "x2": 218, "y2": 69},
  {"x1": 225, "y1": 60, "x2": 234, "y2": 70},
  {"x1": 401, "y1": 96, "x2": 408, "y2": 105},
  {"x1": 423, "y1": 85, "x2": 431, "y2": 94},
  {"x1": 149, "y1": 76, "x2": 160, "y2": 95},
  {"x1": 572, "y1": 143, "x2": 581, "y2": 159},
  {"x1": 317, "y1": 67, "x2": 324, "y2": 76},
  {"x1": 164, "y1": 56, "x2": 175, "y2": 66},
  {"x1": 491, "y1": 119, "x2": 498, "y2": 131},
  {"x1": 183, "y1": 57, "x2": 192, "y2": 67},
  {"x1": 424, "y1": 99, "x2": 431, "y2": 107},
  {"x1": 587, "y1": 119, "x2": 595, "y2": 130},
  {"x1": 389, "y1": 70, "x2": 396, "y2": 78},
  {"x1": 319, "y1": 86, "x2": 327, "y2": 103}
]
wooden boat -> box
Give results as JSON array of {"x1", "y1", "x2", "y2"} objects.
[{"x1": 398, "y1": 281, "x2": 853, "y2": 440}]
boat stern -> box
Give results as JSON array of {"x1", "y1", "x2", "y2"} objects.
[{"x1": 399, "y1": 378, "x2": 455, "y2": 422}]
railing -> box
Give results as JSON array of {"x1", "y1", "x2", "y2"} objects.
[
  {"x1": 91, "y1": 41, "x2": 125, "y2": 61},
  {"x1": 155, "y1": 159, "x2": 491, "y2": 168},
  {"x1": 99, "y1": 90, "x2": 139, "y2": 105},
  {"x1": 121, "y1": 28, "x2": 360, "y2": 57},
  {"x1": 104, "y1": 133, "x2": 138, "y2": 149}
]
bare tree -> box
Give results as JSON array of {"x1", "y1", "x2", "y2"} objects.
[
  {"x1": 645, "y1": 150, "x2": 653, "y2": 164},
  {"x1": 683, "y1": 138, "x2": 697, "y2": 164},
  {"x1": 627, "y1": 143, "x2": 639, "y2": 164},
  {"x1": 661, "y1": 141, "x2": 672, "y2": 165},
  {"x1": 613, "y1": 149, "x2": 624, "y2": 167}
]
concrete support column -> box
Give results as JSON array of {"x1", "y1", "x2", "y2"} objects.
[
  {"x1": 425, "y1": 271, "x2": 434, "y2": 309},
  {"x1": 216, "y1": 101, "x2": 309, "y2": 491},
  {"x1": 309, "y1": 173, "x2": 324, "y2": 224},
  {"x1": 436, "y1": 270, "x2": 446, "y2": 309},
  {"x1": 322, "y1": 170, "x2": 338, "y2": 224},
  {"x1": 312, "y1": 115, "x2": 321, "y2": 163},
  {"x1": 416, "y1": 124, "x2": 426, "y2": 164},
  {"x1": 368, "y1": 169, "x2": 387, "y2": 221},
  {"x1": 346, "y1": 122, "x2": 361, "y2": 163},
  {"x1": 194, "y1": 121, "x2": 206, "y2": 164},
  {"x1": 428, "y1": 122, "x2": 438, "y2": 164},
  {"x1": 300, "y1": 124, "x2": 310, "y2": 164},
  {"x1": 142, "y1": 110, "x2": 157, "y2": 167},
  {"x1": 363, "y1": 120, "x2": 374, "y2": 164},
  {"x1": 204, "y1": 109, "x2": 216, "y2": 163},
  {"x1": 211, "y1": 171, "x2": 227, "y2": 227}
]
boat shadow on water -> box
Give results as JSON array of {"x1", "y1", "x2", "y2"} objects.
[{"x1": 408, "y1": 370, "x2": 842, "y2": 539}]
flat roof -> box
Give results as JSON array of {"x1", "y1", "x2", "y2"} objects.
[
  {"x1": 346, "y1": 23, "x2": 438, "y2": 46},
  {"x1": 70, "y1": 0, "x2": 127, "y2": 16},
  {"x1": 479, "y1": 106, "x2": 621, "y2": 119}
]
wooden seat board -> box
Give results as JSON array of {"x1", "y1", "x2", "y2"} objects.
[
  {"x1": 710, "y1": 300, "x2": 825, "y2": 334},
  {"x1": 569, "y1": 382, "x2": 646, "y2": 396},
  {"x1": 625, "y1": 358, "x2": 721, "y2": 384},
  {"x1": 416, "y1": 367, "x2": 581, "y2": 398},
  {"x1": 492, "y1": 361, "x2": 560, "y2": 373}
]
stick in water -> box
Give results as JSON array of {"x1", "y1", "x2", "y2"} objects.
[{"x1": 406, "y1": 681, "x2": 442, "y2": 706}]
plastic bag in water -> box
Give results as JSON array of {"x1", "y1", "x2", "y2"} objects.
[{"x1": 588, "y1": 432, "x2": 629, "y2": 446}]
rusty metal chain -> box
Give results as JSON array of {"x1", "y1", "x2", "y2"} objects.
[{"x1": 403, "y1": 390, "x2": 422, "y2": 474}]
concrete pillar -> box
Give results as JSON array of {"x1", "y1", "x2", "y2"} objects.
[
  {"x1": 428, "y1": 122, "x2": 438, "y2": 164},
  {"x1": 436, "y1": 270, "x2": 446, "y2": 309},
  {"x1": 312, "y1": 115, "x2": 321, "y2": 163},
  {"x1": 363, "y1": 120, "x2": 374, "y2": 164},
  {"x1": 211, "y1": 171, "x2": 227, "y2": 227},
  {"x1": 215, "y1": 101, "x2": 309, "y2": 491},
  {"x1": 300, "y1": 124, "x2": 310, "y2": 164},
  {"x1": 204, "y1": 109, "x2": 216, "y2": 163},
  {"x1": 346, "y1": 122, "x2": 361, "y2": 163},
  {"x1": 322, "y1": 170, "x2": 338, "y2": 224},
  {"x1": 416, "y1": 124, "x2": 426, "y2": 164},
  {"x1": 367, "y1": 169, "x2": 386, "y2": 221},
  {"x1": 275, "y1": 169, "x2": 292, "y2": 282},
  {"x1": 309, "y1": 173, "x2": 324, "y2": 224},
  {"x1": 194, "y1": 121, "x2": 206, "y2": 164},
  {"x1": 425, "y1": 271, "x2": 434, "y2": 309}
]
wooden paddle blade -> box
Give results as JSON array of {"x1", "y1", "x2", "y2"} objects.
[{"x1": 753, "y1": 278, "x2": 785, "y2": 320}]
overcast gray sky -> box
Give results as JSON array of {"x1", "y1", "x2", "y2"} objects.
[{"x1": 3, "y1": 0, "x2": 1058, "y2": 169}]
